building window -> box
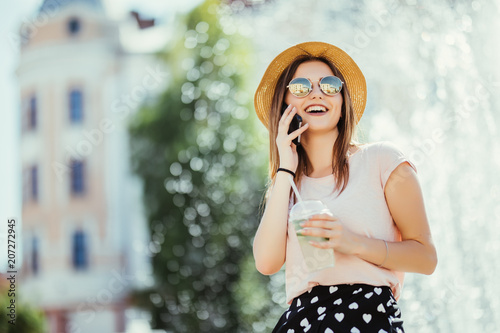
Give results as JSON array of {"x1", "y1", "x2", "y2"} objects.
[
  {"x1": 31, "y1": 166, "x2": 38, "y2": 201},
  {"x1": 69, "y1": 89, "x2": 83, "y2": 123},
  {"x1": 23, "y1": 165, "x2": 39, "y2": 203},
  {"x1": 70, "y1": 160, "x2": 85, "y2": 195},
  {"x1": 29, "y1": 96, "x2": 37, "y2": 129},
  {"x1": 68, "y1": 18, "x2": 81, "y2": 35},
  {"x1": 23, "y1": 95, "x2": 37, "y2": 132},
  {"x1": 32, "y1": 237, "x2": 39, "y2": 275},
  {"x1": 72, "y1": 230, "x2": 87, "y2": 270}
]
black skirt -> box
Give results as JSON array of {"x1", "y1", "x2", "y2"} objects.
[{"x1": 272, "y1": 284, "x2": 404, "y2": 333}]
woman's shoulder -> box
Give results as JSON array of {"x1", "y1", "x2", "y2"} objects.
[
  {"x1": 359, "y1": 141, "x2": 413, "y2": 170},
  {"x1": 354, "y1": 141, "x2": 403, "y2": 153},
  {"x1": 350, "y1": 141, "x2": 409, "y2": 163},
  {"x1": 350, "y1": 141, "x2": 377, "y2": 155}
]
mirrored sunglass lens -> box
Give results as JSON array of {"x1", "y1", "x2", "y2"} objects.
[
  {"x1": 320, "y1": 76, "x2": 342, "y2": 95},
  {"x1": 288, "y1": 78, "x2": 311, "y2": 97}
]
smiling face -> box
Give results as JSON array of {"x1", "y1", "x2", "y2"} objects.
[{"x1": 284, "y1": 60, "x2": 343, "y2": 134}]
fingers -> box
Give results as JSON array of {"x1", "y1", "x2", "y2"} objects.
[
  {"x1": 279, "y1": 104, "x2": 293, "y2": 124},
  {"x1": 279, "y1": 105, "x2": 297, "y2": 131},
  {"x1": 298, "y1": 217, "x2": 339, "y2": 237},
  {"x1": 288, "y1": 123, "x2": 309, "y2": 140},
  {"x1": 308, "y1": 240, "x2": 332, "y2": 249},
  {"x1": 298, "y1": 227, "x2": 335, "y2": 239},
  {"x1": 304, "y1": 214, "x2": 338, "y2": 224}
]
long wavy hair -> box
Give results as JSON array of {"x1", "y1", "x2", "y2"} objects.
[{"x1": 262, "y1": 55, "x2": 361, "y2": 208}]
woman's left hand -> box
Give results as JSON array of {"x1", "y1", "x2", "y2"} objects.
[{"x1": 298, "y1": 214, "x2": 361, "y2": 255}]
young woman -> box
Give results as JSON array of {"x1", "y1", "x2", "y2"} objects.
[{"x1": 253, "y1": 42, "x2": 437, "y2": 332}]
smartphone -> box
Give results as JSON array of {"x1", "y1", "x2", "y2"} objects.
[{"x1": 282, "y1": 104, "x2": 302, "y2": 146}]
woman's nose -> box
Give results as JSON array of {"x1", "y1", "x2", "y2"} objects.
[{"x1": 309, "y1": 82, "x2": 323, "y2": 98}]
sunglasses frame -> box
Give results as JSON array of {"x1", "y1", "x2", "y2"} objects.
[{"x1": 287, "y1": 75, "x2": 344, "y2": 98}]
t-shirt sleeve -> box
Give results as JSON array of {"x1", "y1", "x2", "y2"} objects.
[{"x1": 377, "y1": 141, "x2": 417, "y2": 191}]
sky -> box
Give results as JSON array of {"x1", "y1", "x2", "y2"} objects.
[{"x1": 0, "y1": 0, "x2": 203, "y2": 270}]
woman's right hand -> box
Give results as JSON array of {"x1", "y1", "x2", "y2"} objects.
[{"x1": 276, "y1": 105, "x2": 309, "y2": 172}]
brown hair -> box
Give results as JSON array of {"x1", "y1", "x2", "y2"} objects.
[{"x1": 262, "y1": 55, "x2": 361, "y2": 208}]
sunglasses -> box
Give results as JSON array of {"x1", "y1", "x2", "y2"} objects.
[{"x1": 287, "y1": 76, "x2": 344, "y2": 98}]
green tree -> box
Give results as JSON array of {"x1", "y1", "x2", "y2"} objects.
[
  {"x1": 0, "y1": 292, "x2": 46, "y2": 333},
  {"x1": 129, "y1": 0, "x2": 269, "y2": 331}
]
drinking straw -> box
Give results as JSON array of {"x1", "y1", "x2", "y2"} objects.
[{"x1": 288, "y1": 174, "x2": 303, "y2": 202}]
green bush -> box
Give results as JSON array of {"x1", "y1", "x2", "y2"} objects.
[{"x1": 0, "y1": 292, "x2": 46, "y2": 333}]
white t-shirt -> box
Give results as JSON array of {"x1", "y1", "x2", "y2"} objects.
[{"x1": 284, "y1": 141, "x2": 417, "y2": 304}]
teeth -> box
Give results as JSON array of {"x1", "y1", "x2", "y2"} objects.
[{"x1": 306, "y1": 105, "x2": 327, "y2": 113}]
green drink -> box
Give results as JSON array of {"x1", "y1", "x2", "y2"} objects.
[{"x1": 289, "y1": 200, "x2": 335, "y2": 272}]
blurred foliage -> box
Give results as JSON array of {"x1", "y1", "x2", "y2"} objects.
[
  {"x1": 0, "y1": 289, "x2": 46, "y2": 333},
  {"x1": 129, "y1": 0, "x2": 273, "y2": 331}
]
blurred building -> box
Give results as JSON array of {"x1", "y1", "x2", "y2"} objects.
[{"x1": 16, "y1": 0, "x2": 169, "y2": 332}]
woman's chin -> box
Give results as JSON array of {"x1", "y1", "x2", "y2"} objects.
[{"x1": 303, "y1": 123, "x2": 339, "y2": 134}]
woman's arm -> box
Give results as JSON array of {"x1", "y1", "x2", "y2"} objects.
[
  {"x1": 372, "y1": 161, "x2": 437, "y2": 274},
  {"x1": 253, "y1": 105, "x2": 309, "y2": 275},
  {"x1": 253, "y1": 173, "x2": 292, "y2": 275},
  {"x1": 300, "y1": 162, "x2": 437, "y2": 274}
]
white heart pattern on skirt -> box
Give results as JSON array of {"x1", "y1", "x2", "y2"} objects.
[
  {"x1": 351, "y1": 327, "x2": 360, "y2": 333},
  {"x1": 374, "y1": 287, "x2": 382, "y2": 295},
  {"x1": 353, "y1": 287, "x2": 363, "y2": 294},
  {"x1": 377, "y1": 303, "x2": 386, "y2": 313},
  {"x1": 335, "y1": 313, "x2": 344, "y2": 322},
  {"x1": 348, "y1": 302, "x2": 359, "y2": 310},
  {"x1": 311, "y1": 296, "x2": 319, "y2": 304},
  {"x1": 363, "y1": 313, "x2": 372, "y2": 323},
  {"x1": 365, "y1": 292, "x2": 373, "y2": 299},
  {"x1": 329, "y1": 286, "x2": 338, "y2": 294},
  {"x1": 333, "y1": 298, "x2": 342, "y2": 305}
]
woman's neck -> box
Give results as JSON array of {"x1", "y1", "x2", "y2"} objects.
[{"x1": 301, "y1": 129, "x2": 341, "y2": 178}]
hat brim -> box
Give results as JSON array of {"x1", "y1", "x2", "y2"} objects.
[{"x1": 254, "y1": 41, "x2": 367, "y2": 128}]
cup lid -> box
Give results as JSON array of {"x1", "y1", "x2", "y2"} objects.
[{"x1": 289, "y1": 200, "x2": 330, "y2": 220}]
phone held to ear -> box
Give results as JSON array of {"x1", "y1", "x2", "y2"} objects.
[{"x1": 282, "y1": 105, "x2": 303, "y2": 146}]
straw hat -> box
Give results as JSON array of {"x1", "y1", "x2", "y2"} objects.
[{"x1": 254, "y1": 41, "x2": 367, "y2": 128}]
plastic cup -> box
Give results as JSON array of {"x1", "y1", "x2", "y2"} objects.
[{"x1": 289, "y1": 200, "x2": 335, "y2": 272}]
